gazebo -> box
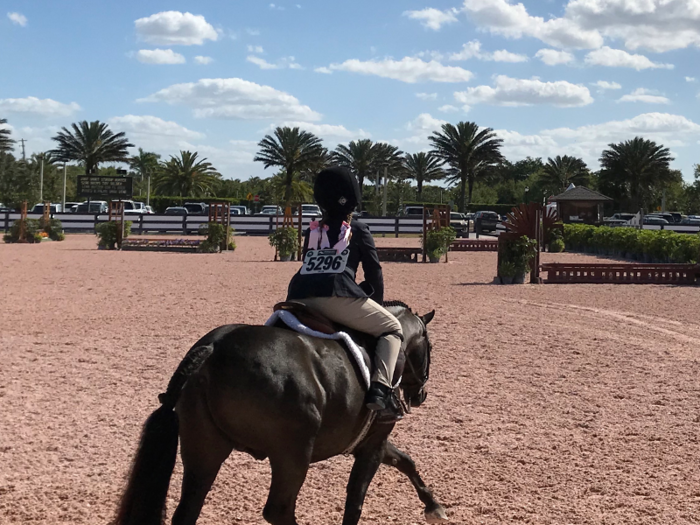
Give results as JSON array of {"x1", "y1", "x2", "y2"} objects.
[{"x1": 550, "y1": 185, "x2": 613, "y2": 225}]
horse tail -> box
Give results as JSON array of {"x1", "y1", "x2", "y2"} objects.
[{"x1": 115, "y1": 344, "x2": 214, "y2": 525}]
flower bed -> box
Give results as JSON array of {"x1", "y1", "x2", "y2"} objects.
[
  {"x1": 121, "y1": 238, "x2": 202, "y2": 252},
  {"x1": 563, "y1": 224, "x2": 700, "y2": 264}
]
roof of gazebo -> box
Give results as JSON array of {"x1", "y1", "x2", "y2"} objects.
[{"x1": 550, "y1": 185, "x2": 613, "y2": 202}]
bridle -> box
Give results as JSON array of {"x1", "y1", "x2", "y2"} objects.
[{"x1": 401, "y1": 321, "x2": 432, "y2": 408}]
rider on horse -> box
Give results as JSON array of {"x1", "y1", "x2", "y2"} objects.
[{"x1": 286, "y1": 167, "x2": 403, "y2": 420}]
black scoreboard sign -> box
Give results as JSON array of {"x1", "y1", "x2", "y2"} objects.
[{"x1": 77, "y1": 176, "x2": 133, "y2": 199}]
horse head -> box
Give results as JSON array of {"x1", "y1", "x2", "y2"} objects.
[{"x1": 385, "y1": 302, "x2": 435, "y2": 410}]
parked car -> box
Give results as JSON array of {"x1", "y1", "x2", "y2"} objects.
[
  {"x1": 257, "y1": 205, "x2": 283, "y2": 216},
  {"x1": 145, "y1": 205, "x2": 155, "y2": 214},
  {"x1": 164, "y1": 207, "x2": 188, "y2": 216},
  {"x1": 680, "y1": 217, "x2": 700, "y2": 226},
  {"x1": 123, "y1": 201, "x2": 148, "y2": 214},
  {"x1": 30, "y1": 203, "x2": 63, "y2": 214},
  {"x1": 229, "y1": 208, "x2": 240, "y2": 215},
  {"x1": 403, "y1": 205, "x2": 424, "y2": 217},
  {"x1": 183, "y1": 202, "x2": 208, "y2": 215},
  {"x1": 450, "y1": 212, "x2": 468, "y2": 237},
  {"x1": 231, "y1": 206, "x2": 249, "y2": 216},
  {"x1": 300, "y1": 204, "x2": 322, "y2": 217},
  {"x1": 473, "y1": 211, "x2": 500, "y2": 233},
  {"x1": 76, "y1": 201, "x2": 108, "y2": 214},
  {"x1": 0, "y1": 203, "x2": 14, "y2": 213},
  {"x1": 643, "y1": 215, "x2": 669, "y2": 225}
]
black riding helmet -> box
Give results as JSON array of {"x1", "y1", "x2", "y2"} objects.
[{"x1": 314, "y1": 167, "x2": 361, "y2": 218}]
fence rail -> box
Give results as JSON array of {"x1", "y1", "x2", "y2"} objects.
[{"x1": 0, "y1": 212, "x2": 430, "y2": 236}]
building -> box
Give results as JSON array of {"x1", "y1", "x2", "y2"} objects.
[{"x1": 550, "y1": 185, "x2": 613, "y2": 225}]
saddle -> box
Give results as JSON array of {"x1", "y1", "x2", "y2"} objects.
[{"x1": 273, "y1": 301, "x2": 405, "y2": 387}]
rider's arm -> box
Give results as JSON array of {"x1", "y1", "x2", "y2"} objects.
[{"x1": 358, "y1": 224, "x2": 384, "y2": 304}]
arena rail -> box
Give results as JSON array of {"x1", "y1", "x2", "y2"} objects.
[{"x1": 540, "y1": 262, "x2": 699, "y2": 285}]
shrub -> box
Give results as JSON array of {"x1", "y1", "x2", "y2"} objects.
[
  {"x1": 498, "y1": 261, "x2": 517, "y2": 278},
  {"x1": 96, "y1": 221, "x2": 132, "y2": 249},
  {"x1": 500, "y1": 235, "x2": 537, "y2": 276},
  {"x1": 549, "y1": 238, "x2": 565, "y2": 253},
  {"x1": 39, "y1": 217, "x2": 65, "y2": 241},
  {"x1": 4, "y1": 218, "x2": 40, "y2": 243},
  {"x1": 422, "y1": 226, "x2": 457, "y2": 260},
  {"x1": 198, "y1": 222, "x2": 236, "y2": 253},
  {"x1": 269, "y1": 226, "x2": 299, "y2": 258}
]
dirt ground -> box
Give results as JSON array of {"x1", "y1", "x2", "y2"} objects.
[{"x1": 1, "y1": 234, "x2": 700, "y2": 525}]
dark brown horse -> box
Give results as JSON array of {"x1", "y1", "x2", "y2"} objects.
[{"x1": 115, "y1": 302, "x2": 447, "y2": 525}]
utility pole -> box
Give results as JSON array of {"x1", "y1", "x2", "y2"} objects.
[
  {"x1": 62, "y1": 163, "x2": 67, "y2": 211},
  {"x1": 19, "y1": 138, "x2": 27, "y2": 161},
  {"x1": 39, "y1": 158, "x2": 44, "y2": 202},
  {"x1": 382, "y1": 166, "x2": 388, "y2": 217}
]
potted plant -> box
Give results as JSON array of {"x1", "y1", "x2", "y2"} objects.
[
  {"x1": 96, "y1": 221, "x2": 132, "y2": 250},
  {"x1": 498, "y1": 261, "x2": 516, "y2": 284},
  {"x1": 423, "y1": 226, "x2": 456, "y2": 263},
  {"x1": 198, "y1": 223, "x2": 236, "y2": 253},
  {"x1": 500, "y1": 235, "x2": 537, "y2": 284},
  {"x1": 269, "y1": 226, "x2": 299, "y2": 261}
]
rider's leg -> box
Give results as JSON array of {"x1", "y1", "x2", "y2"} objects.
[{"x1": 298, "y1": 297, "x2": 403, "y2": 414}]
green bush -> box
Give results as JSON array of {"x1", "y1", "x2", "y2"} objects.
[
  {"x1": 563, "y1": 224, "x2": 700, "y2": 263},
  {"x1": 96, "y1": 221, "x2": 132, "y2": 249},
  {"x1": 39, "y1": 217, "x2": 65, "y2": 241},
  {"x1": 4, "y1": 218, "x2": 41, "y2": 243},
  {"x1": 549, "y1": 238, "x2": 565, "y2": 253},
  {"x1": 498, "y1": 261, "x2": 517, "y2": 278},
  {"x1": 269, "y1": 226, "x2": 299, "y2": 258},
  {"x1": 198, "y1": 222, "x2": 236, "y2": 253},
  {"x1": 500, "y1": 235, "x2": 538, "y2": 276},
  {"x1": 422, "y1": 226, "x2": 457, "y2": 260}
]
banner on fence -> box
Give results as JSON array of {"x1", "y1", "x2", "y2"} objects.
[{"x1": 77, "y1": 176, "x2": 133, "y2": 199}]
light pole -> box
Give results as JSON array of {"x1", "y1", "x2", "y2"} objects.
[
  {"x1": 146, "y1": 169, "x2": 151, "y2": 208},
  {"x1": 524, "y1": 186, "x2": 530, "y2": 204},
  {"x1": 39, "y1": 158, "x2": 44, "y2": 203},
  {"x1": 62, "y1": 163, "x2": 67, "y2": 211}
]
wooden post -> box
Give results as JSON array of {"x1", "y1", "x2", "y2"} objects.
[
  {"x1": 297, "y1": 204, "x2": 303, "y2": 261},
  {"x1": 18, "y1": 200, "x2": 28, "y2": 243},
  {"x1": 422, "y1": 207, "x2": 428, "y2": 263}
]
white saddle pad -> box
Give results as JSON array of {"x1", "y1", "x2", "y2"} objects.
[{"x1": 264, "y1": 309, "x2": 371, "y2": 389}]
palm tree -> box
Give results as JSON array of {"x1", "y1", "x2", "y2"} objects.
[
  {"x1": 254, "y1": 127, "x2": 326, "y2": 206},
  {"x1": 599, "y1": 137, "x2": 673, "y2": 211},
  {"x1": 49, "y1": 121, "x2": 133, "y2": 174},
  {"x1": 0, "y1": 118, "x2": 14, "y2": 153},
  {"x1": 153, "y1": 151, "x2": 219, "y2": 197},
  {"x1": 429, "y1": 121, "x2": 503, "y2": 212},
  {"x1": 270, "y1": 172, "x2": 314, "y2": 204},
  {"x1": 541, "y1": 155, "x2": 590, "y2": 193},
  {"x1": 403, "y1": 152, "x2": 445, "y2": 201},
  {"x1": 332, "y1": 139, "x2": 376, "y2": 195},
  {"x1": 129, "y1": 148, "x2": 161, "y2": 204},
  {"x1": 373, "y1": 143, "x2": 404, "y2": 190}
]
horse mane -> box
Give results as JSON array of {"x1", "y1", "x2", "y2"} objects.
[{"x1": 383, "y1": 300, "x2": 412, "y2": 311}]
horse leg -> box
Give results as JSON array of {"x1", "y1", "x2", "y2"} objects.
[
  {"x1": 342, "y1": 443, "x2": 386, "y2": 525},
  {"x1": 262, "y1": 446, "x2": 313, "y2": 525},
  {"x1": 171, "y1": 381, "x2": 234, "y2": 525},
  {"x1": 381, "y1": 441, "x2": 448, "y2": 524}
]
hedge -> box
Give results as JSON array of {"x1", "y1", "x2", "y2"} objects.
[{"x1": 563, "y1": 224, "x2": 700, "y2": 264}]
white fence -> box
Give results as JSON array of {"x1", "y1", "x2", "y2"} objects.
[{"x1": 0, "y1": 212, "x2": 428, "y2": 236}]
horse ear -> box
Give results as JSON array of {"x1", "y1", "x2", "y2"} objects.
[{"x1": 420, "y1": 310, "x2": 435, "y2": 325}]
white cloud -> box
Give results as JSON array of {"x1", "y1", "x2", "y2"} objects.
[
  {"x1": 438, "y1": 104, "x2": 461, "y2": 113},
  {"x1": 455, "y1": 75, "x2": 593, "y2": 107},
  {"x1": 194, "y1": 56, "x2": 213, "y2": 65},
  {"x1": 449, "y1": 40, "x2": 528, "y2": 62},
  {"x1": 584, "y1": 46, "x2": 673, "y2": 70},
  {"x1": 7, "y1": 12, "x2": 27, "y2": 27},
  {"x1": 618, "y1": 88, "x2": 670, "y2": 104},
  {"x1": 135, "y1": 49, "x2": 186, "y2": 65},
  {"x1": 267, "y1": 122, "x2": 371, "y2": 141},
  {"x1": 686, "y1": 77, "x2": 697, "y2": 83},
  {"x1": 108, "y1": 115, "x2": 205, "y2": 144},
  {"x1": 406, "y1": 113, "x2": 448, "y2": 133},
  {"x1": 135, "y1": 11, "x2": 218, "y2": 46},
  {"x1": 403, "y1": 7, "x2": 459, "y2": 30},
  {"x1": 461, "y1": 0, "x2": 604, "y2": 49},
  {"x1": 496, "y1": 129, "x2": 560, "y2": 160},
  {"x1": 0, "y1": 97, "x2": 81, "y2": 117},
  {"x1": 314, "y1": 66, "x2": 332, "y2": 74},
  {"x1": 247, "y1": 45, "x2": 264, "y2": 53},
  {"x1": 269, "y1": 3, "x2": 285, "y2": 10},
  {"x1": 416, "y1": 93, "x2": 438, "y2": 100},
  {"x1": 592, "y1": 80, "x2": 622, "y2": 91},
  {"x1": 139, "y1": 78, "x2": 322, "y2": 121},
  {"x1": 247, "y1": 55, "x2": 302, "y2": 70},
  {"x1": 328, "y1": 57, "x2": 474, "y2": 83},
  {"x1": 535, "y1": 49, "x2": 575, "y2": 66}
]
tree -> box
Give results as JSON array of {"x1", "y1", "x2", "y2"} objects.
[
  {"x1": 402, "y1": 152, "x2": 444, "y2": 201},
  {"x1": 541, "y1": 155, "x2": 590, "y2": 193},
  {"x1": 128, "y1": 148, "x2": 161, "y2": 200},
  {"x1": 0, "y1": 119, "x2": 14, "y2": 153},
  {"x1": 429, "y1": 121, "x2": 503, "y2": 212},
  {"x1": 254, "y1": 127, "x2": 326, "y2": 206},
  {"x1": 599, "y1": 137, "x2": 674, "y2": 211},
  {"x1": 269, "y1": 172, "x2": 313, "y2": 204},
  {"x1": 153, "y1": 151, "x2": 219, "y2": 197},
  {"x1": 49, "y1": 121, "x2": 133, "y2": 174},
  {"x1": 332, "y1": 140, "x2": 376, "y2": 202}
]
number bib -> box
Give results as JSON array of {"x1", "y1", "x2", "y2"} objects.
[{"x1": 300, "y1": 248, "x2": 350, "y2": 275}]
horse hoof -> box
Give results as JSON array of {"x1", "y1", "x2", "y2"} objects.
[{"x1": 424, "y1": 505, "x2": 448, "y2": 523}]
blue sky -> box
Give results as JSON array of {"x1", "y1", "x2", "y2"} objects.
[{"x1": 2, "y1": 0, "x2": 700, "y2": 181}]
